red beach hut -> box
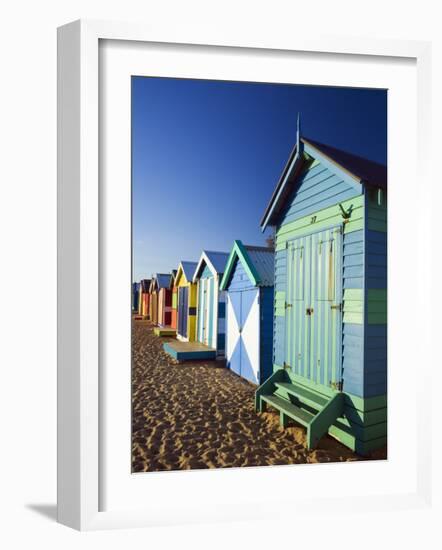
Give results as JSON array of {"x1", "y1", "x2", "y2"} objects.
[{"x1": 156, "y1": 273, "x2": 174, "y2": 328}]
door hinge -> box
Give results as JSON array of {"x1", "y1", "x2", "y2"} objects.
[
  {"x1": 283, "y1": 362, "x2": 290, "y2": 370},
  {"x1": 285, "y1": 302, "x2": 292, "y2": 309},
  {"x1": 330, "y1": 303, "x2": 342, "y2": 311},
  {"x1": 330, "y1": 381, "x2": 343, "y2": 391}
]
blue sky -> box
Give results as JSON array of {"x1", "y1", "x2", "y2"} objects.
[{"x1": 132, "y1": 77, "x2": 387, "y2": 281}]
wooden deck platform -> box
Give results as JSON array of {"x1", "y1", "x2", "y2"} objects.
[
  {"x1": 153, "y1": 326, "x2": 177, "y2": 337},
  {"x1": 163, "y1": 340, "x2": 217, "y2": 361}
]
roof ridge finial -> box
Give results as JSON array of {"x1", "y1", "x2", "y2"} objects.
[{"x1": 296, "y1": 112, "x2": 301, "y2": 151}]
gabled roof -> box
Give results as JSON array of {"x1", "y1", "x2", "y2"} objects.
[
  {"x1": 140, "y1": 279, "x2": 151, "y2": 293},
  {"x1": 156, "y1": 273, "x2": 171, "y2": 289},
  {"x1": 150, "y1": 273, "x2": 171, "y2": 291},
  {"x1": 181, "y1": 261, "x2": 198, "y2": 282},
  {"x1": 304, "y1": 138, "x2": 387, "y2": 190},
  {"x1": 175, "y1": 261, "x2": 198, "y2": 285},
  {"x1": 261, "y1": 136, "x2": 387, "y2": 230},
  {"x1": 220, "y1": 241, "x2": 274, "y2": 290},
  {"x1": 169, "y1": 270, "x2": 177, "y2": 288},
  {"x1": 192, "y1": 250, "x2": 229, "y2": 282}
]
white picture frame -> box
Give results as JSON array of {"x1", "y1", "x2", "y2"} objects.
[{"x1": 57, "y1": 19, "x2": 433, "y2": 531}]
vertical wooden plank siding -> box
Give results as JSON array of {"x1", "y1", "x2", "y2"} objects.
[
  {"x1": 283, "y1": 227, "x2": 342, "y2": 387},
  {"x1": 132, "y1": 283, "x2": 139, "y2": 312},
  {"x1": 196, "y1": 265, "x2": 215, "y2": 348},
  {"x1": 188, "y1": 282, "x2": 197, "y2": 341},
  {"x1": 176, "y1": 268, "x2": 198, "y2": 342},
  {"x1": 157, "y1": 289, "x2": 164, "y2": 326},
  {"x1": 259, "y1": 286, "x2": 274, "y2": 383},
  {"x1": 208, "y1": 277, "x2": 214, "y2": 348},
  {"x1": 157, "y1": 288, "x2": 173, "y2": 327},
  {"x1": 170, "y1": 286, "x2": 178, "y2": 329},
  {"x1": 197, "y1": 280, "x2": 203, "y2": 342},
  {"x1": 150, "y1": 292, "x2": 158, "y2": 325},
  {"x1": 217, "y1": 287, "x2": 226, "y2": 354},
  {"x1": 195, "y1": 261, "x2": 226, "y2": 356},
  {"x1": 273, "y1": 199, "x2": 362, "y2": 376}
]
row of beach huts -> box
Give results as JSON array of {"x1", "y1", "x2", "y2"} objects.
[
  {"x1": 133, "y1": 131, "x2": 388, "y2": 454},
  {"x1": 133, "y1": 242, "x2": 274, "y2": 385}
]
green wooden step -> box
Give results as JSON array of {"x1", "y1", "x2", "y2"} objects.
[
  {"x1": 261, "y1": 394, "x2": 314, "y2": 427},
  {"x1": 274, "y1": 382, "x2": 329, "y2": 410}
]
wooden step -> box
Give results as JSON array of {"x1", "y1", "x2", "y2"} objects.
[
  {"x1": 261, "y1": 394, "x2": 314, "y2": 427},
  {"x1": 153, "y1": 327, "x2": 177, "y2": 337},
  {"x1": 274, "y1": 382, "x2": 328, "y2": 410}
]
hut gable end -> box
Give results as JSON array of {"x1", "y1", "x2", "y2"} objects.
[
  {"x1": 192, "y1": 250, "x2": 229, "y2": 282},
  {"x1": 271, "y1": 153, "x2": 362, "y2": 231},
  {"x1": 261, "y1": 137, "x2": 386, "y2": 231},
  {"x1": 175, "y1": 261, "x2": 198, "y2": 286},
  {"x1": 220, "y1": 240, "x2": 274, "y2": 291}
]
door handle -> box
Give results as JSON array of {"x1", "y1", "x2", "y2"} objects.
[{"x1": 306, "y1": 307, "x2": 314, "y2": 315}]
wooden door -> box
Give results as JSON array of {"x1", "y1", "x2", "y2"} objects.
[
  {"x1": 226, "y1": 291, "x2": 241, "y2": 376},
  {"x1": 178, "y1": 286, "x2": 188, "y2": 338},
  {"x1": 285, "y1": 226, "x2": 343, "y2": 389},
  {"x1": 197, "y1": 279, "x2": 207, "y2": 344},
  {"x1": 226, "y1": 289, "x2": 259, "y2": 383}
]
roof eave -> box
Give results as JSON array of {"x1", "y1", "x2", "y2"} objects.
[
  {"x1": 192, "y1": 251, "x2": 216, "y2": 283},
  {"x1": 302, "y1": 139, "x2": 362, "y2": 190},
  {"x1": 260, "y1": 142, "x2": 304, "y2": 232},
  {"x1": 220, "y1": 240, "x2": 261, "y2": 290}
]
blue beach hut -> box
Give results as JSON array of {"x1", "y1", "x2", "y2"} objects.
[
  {"x1": 220, "y1": 241, "x2": 274, "y2": 385},
  {"x1": 132, "y1": 282, "x2": 140, "y2": 313},
  {"x1": 192, "y1": 250, "x2": 229, "y2": 358},
  {"x1": 255, "y1": 122, "x2": 387, "y2": 454}
]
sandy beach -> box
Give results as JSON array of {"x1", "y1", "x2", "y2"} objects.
[{"x1": 132, "y1": 320, "x2": 385, "y2": 472}]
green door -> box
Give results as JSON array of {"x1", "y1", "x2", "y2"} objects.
[{"x1": 285, "y1": 226, "x2": 343, "y2": 389}]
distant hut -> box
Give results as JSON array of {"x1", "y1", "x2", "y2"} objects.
[
  {"x1": 220, "y1": 241, "x2": 274, "y2": 384},
  {"x1": 138, "y1": 279, "x2": 151, "y2": 319},
  {"x1": 255, "y1": 121, "x2": 387, "y2": 453},
  {"x1": 193, "y1": 251, "x2": 229, "y2": 358},
  {"x1": 174, "y1": 261, "x2": 198, "y2": 342},
  {"x1": 132, "y1": 282, "x2": 140, "y2": 313},
  {"x1": 169, "y1": 270, "x2": 178, "y2": 330},
  {"x1": 149, "y1": 277, "x2": 159, "y2": 325},
  {"x1": 153, "y1": 273, "x2": 176, "y2": 336}
]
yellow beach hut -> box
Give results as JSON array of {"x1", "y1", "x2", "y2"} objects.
[{"x1": 174, "y1": 261, "x2": 198, "y2": 342}]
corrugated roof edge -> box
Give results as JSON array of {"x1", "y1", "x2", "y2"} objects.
[{"x1": 220, "y1": 240, "x2": 274, "y2": 290}]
